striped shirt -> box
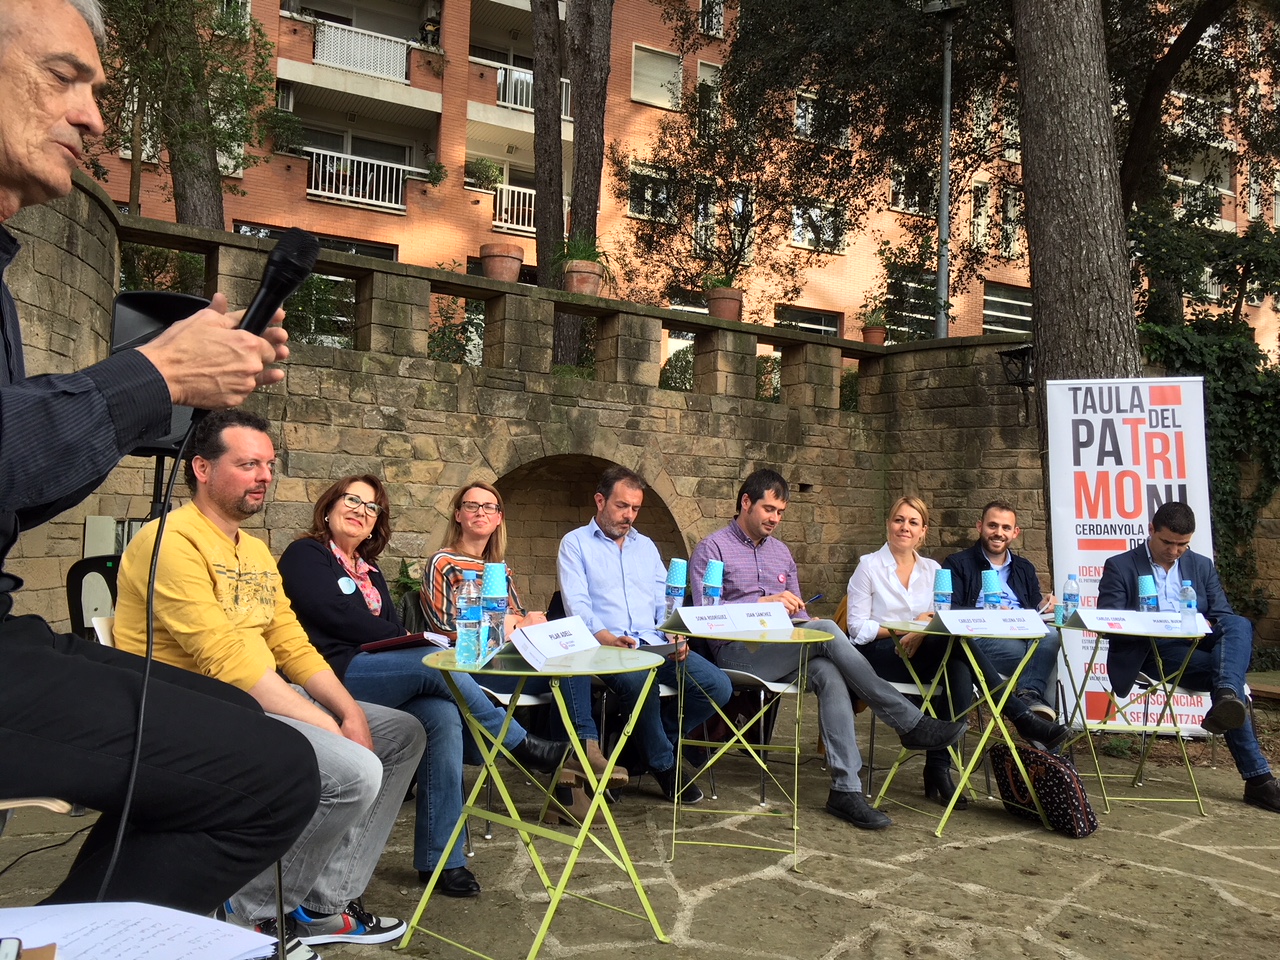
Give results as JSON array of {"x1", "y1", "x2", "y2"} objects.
[{"x1": 419, "y1": 549, "x2": 526, "y2": 636}]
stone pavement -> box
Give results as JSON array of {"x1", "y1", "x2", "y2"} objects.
[{"x1": 3, "y1": 716, "x2": 1278, "y2": 960}]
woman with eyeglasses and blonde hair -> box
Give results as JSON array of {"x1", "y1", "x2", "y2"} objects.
[
  {"x1": 421, "y1": 482, "x2": 626, "y2": 800},
  {"x1": 278, "y1": 475, "x2": 567, "y2": 898}
]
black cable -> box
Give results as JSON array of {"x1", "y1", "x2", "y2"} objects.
[
  {"x1": 94, "y1": 423, "x2": 197, "y2": 900},
  {"x1": 0, "y1": 824, "x2": 93, "y2": 882}
]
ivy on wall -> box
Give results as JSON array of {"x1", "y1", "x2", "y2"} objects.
[{"x1": 1140, "y1": 312, "x2": 1280, "y2": 620}]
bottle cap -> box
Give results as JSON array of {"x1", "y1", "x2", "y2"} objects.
[
  {"x1": 481, "y1": 562, "x2": 507, "y2": 598},
  {"x1": 1137, "y1": 574, "x2": 1157, "y2": 597},
  {"x1": 933, "y1": 568, "x2": 952, "y2": 593},
  {"x1": 666, "y1": 557, "x2": 688, "y2": 588},
  {"x1": 462, "y1": 569, "x2": 477, "y2": 581},
  {"x1": 1182, "y1": 579, "x2": 1193, "y2": 586},
  {"x1": 981, "y1": 568, "x2": 1001, "y2": 593},
  {"x1": 702, "y1": 559, "x2": 724, "y2": 588}
]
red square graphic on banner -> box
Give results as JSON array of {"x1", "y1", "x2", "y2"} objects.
[
  {"x1": 1086, "y1": 691, "x2": 1118, "y2": 722},
  {"x1": 1149, "y1": 384, "x2": 1181, "y2": 406}
]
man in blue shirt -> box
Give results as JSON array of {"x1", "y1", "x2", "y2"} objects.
[
  {"x1": 558, "y1": 466, "x2": 731, "y2": 803},
  {"x1": 1098, "y1": 501, "x2": 1278, "y2": 814},
  {"x1": 942, "y1": 501, "x2": 1062, "y2": 719}
]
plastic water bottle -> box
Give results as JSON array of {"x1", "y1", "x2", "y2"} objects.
[
  {"x1": 703, "y1": 558, "x2": 724, "y2": 606},
  {"x1": 1062, "y1": 574, "x2": 1080, "y2": 618},
  {"x1": 480, "y1": 562, "x2": 509, "y2": 661},
  {"x1": 664, "y1": 558, "x2": 687, "y2": 618},
  {"x1": 1180, "y1": 580, "x2": 1198, "y2": 633},
  {"x1": 1138, "y1": 574, "x2": 1159, "y2": 613},
  {"x1": 980, "y1": 568, "x2": 1001, "y2": 610},
  {"x1": 933, "y1": 568, "x2": 952, "y2": 612},
  {"x1": 456, "y1": 570, "x2": 482, "y2": 665}
]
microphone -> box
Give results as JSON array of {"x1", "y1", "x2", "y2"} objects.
[{"x1": 239, "y1": 227, "x2": 321, "y2": 335}]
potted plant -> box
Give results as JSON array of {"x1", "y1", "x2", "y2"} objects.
[
  {"x1": 478, "y1": 242, "x2": 524, "y2": 282},
  {"x1": 554, "y1": 233, "x2": 615, "y2": 297},
  {"x1": 463, "y1": 157, "x2": 503, "y2": 193},
  {"x1": 860, "y1": 306, "x2": 888, "y2": 346},
  {"x1": 704, "y1": 274, "x2": 744, "y2": 322}
]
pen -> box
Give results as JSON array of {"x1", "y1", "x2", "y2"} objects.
[
  {"x1": 805, "y1": 593, "x2": 824, "y2": 605},
  {"x1": 1036, "y1": 598, "x2": 1053, "y2": 614}
]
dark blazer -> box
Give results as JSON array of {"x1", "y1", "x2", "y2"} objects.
[
  {"x1": 277, "y1": 537, "x2": 403, "y2": 681},
  {"x1": 1096, "y1": 543, "x2": 1238, "y2": 697},
  {"x1": 941, "y1": 541, "x2": 1045, "y2": 611}
]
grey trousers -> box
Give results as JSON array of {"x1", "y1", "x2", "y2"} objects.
[
  {"x1": 714, "y1": 619, "x2": 922, "y2": 794},
  {"x1": 231, "y1": 699, "x2": 426, "y2": 919}
]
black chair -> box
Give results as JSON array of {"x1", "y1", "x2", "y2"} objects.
[{"x1": 65, "y1": 554, "x2": 120, "y2": 642}]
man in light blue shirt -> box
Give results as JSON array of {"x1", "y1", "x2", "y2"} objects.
[{"x1": 558, "y1": 465, "x2": 731, "y2": 803}]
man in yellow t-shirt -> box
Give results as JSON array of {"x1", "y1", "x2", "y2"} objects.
[{"x1": 117, "y1": 409, "x2": 424, "y2": 956}]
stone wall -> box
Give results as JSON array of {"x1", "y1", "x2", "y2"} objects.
[{"x1": 9, "y1": 177, "x2": 1277, "y2": 643}]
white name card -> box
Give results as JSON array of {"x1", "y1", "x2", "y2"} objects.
[
  {"x1": 1065, "y1": 609, "x2": 1209, "y2": 637},
  {"x1": 934, "y1": 608, "x2": 1049, "y2": 638},
  {"x1": 663, "y1": 602, "x2": 794, "y2": 635},
  {"x1": 510, "y1": 615, "x2": 599, "y2": 671}
]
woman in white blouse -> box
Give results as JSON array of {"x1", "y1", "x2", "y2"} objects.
[{"x1": 847, "y1": 497, "x2": 1067, "y2": 808}]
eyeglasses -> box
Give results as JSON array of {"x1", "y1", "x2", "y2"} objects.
[
  {"x1": 339, "y1": 493, "x2": 382, "y2": 517},
  {"x1": 460, "y1": 500, "x2": 502, "y2": 516}
]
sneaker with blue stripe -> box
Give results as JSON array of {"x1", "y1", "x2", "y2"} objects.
[{"x1": 291, "y1": 899, "x2": 406, "y2": 946}]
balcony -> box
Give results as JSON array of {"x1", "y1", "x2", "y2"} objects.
[
  {"x1": 306, "y1": 148, "x2": 432, "y2": 211},
  {"x1": 313, "y1": 20, "x2": 411, "y2": 84},
  {"x1": 487, "y1": 185, "x2": 574, "y2": 235},
  {"x1": 473, "y1": 59, "x2": 572, "y2": 119}
]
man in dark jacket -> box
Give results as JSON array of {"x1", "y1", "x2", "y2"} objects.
[
  {"x1": 942, "y1": 501, "x2": 1061, "y2": 719},
  {"x1": 1098, "y1": 501, "x2": 1278, "y2": 814}
]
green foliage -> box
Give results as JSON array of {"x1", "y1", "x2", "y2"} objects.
[
  {"x1": 464, "y1": 157, "x2": 503, "y2": 192},
  {"x1": 859, "y1": 238, "x2": 938, "y2": 343},
  {"x1": 427, "y1": 261, "x2": 484, "y2": 364},
  {"x1": 120, "y1": 243, "x2": 205, "y2": 295},
  {"x1": 552, "y1": 363, "x2": 595, "y2": 380},
  {"x1": 553, "y1": 232, "x2": 616, "y2": 288},
  {"x1": 703, "y1": 274, "x2": 735, "y2": 290},
  {"x1": 1099, "y1": 734, "x2": 1138, "y2": 760},
  {"x1": 260, "y1": 106, "x2": 306, "y2": 155},
  {"x1": 660, "y1": 340, "x2": 694, "y2": 392},
  {"x1": 285, "y1": 274, "x2": 356, "y2": 348},
  {"x1": 420, "y1": 161, "x2": 449, "y2": 188},
  {"x1": 1140, "y1": 313, "x2": 1280, "y2": 619},
  {"x1": 391, "y1": 558, "x2": 423, "y2": 603},
  {"x1": 756, "y1": 354, "x2": 780, "y2": 403},
  {"x1": 839, "y1": 367, "x2": 859, "y2": 412}
]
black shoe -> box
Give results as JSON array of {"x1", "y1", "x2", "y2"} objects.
[
  {"x1": 1244, "y1": 777, "x2": 1280, "y2": 814},
  {"x1": 899, "y1": 716, "x2": 968, "y2": 751},
  {"x1": 825, "y1": 789, "x2": 892, "y2": 829},
  {"x1": 1015, "y1": 689, "x2": 1057, "y2": 721},
  {"x1": 423, "y1": 866, "x2": 481, "y2": 898},
  {"x1": 1012, "y1": 711, "x2": 1069, "y2": 751},
  {"x1": 1202, "y1": 688, "x2": 1248, "y2": 735},
  {"x1": 510, "y1": 734, "x2": 569, "y2": 774},
  {"x1": 923, "y1": 766, "x2": 968, "y2": 810},
  {"x1": 651, "y1": 765, "x2": 703, "y2": 804}
]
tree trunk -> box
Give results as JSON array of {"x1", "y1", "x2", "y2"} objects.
[
  {"x1": 128, "y1": 109, "x2": 144, "y2": 216},
  {"x1": 155, "y1": 21, "x2": 225, "y2": 229},
  {"x1": 565, "y1": 0, "x2": 615, "y2": 242},
  {"x1": 531, "y1": 0, "x2": 565, "y2": 289},
  {"x1": 1011, "y1": 0, "x2": 1143, "y2": 566}
]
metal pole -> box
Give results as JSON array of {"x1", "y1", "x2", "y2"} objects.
[{"x1": 934, "y1": 11, "x2": 955, "y2": 339}]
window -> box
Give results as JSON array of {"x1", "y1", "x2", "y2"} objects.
[
  {"x1": 699, "y1": 0, "x2": 724, "y2": 37},
  {"x1": 970, "y1": 182, "x2": 990, "y2": 250},
  {"x1": 235, "y1": 222, "x2": 397, "y2": 260},
  {"x1": 632, "y1": 46, "x2": 681, "y2": 110},
  {"x1": 1248, "y1": 163, "x2": 1263, "y2": 220},
  {"x1": 999, "y1": 93, "x2": 1021, "y2": 162},
  {"x1": 692, "y1": 183, "x2": 752, "y2": 258},
  {"x1": 794, "y1": 90, "x2": 850, "y2": 148},
  {"x1": 628, "y1": 165, "x2": 675, "y2": 221},
  {"x1": 999, "y1": 187, "x2": 1023, "y2": 259},
  {"x1": 982, "y1": 282, "x2": 1032, "y2": 335},
  {"x1": 890, "y1": 164, "x2": 936, "y2": 217},
  {"x1": 791, "y1": 203, "x2": 845, "y2": 252},
  {"x1": 696, "y1": 62, "x2": 721, "y2": 138},
  {"x1": 775, "y1": 305, "x2": 840, "y2": 337},
  {"x1": 1170, "y1": 149, "x2": 1233, "y2": 229},
  {"x1": 885, "y1": 271, "x2": 936, "y2": 342}
]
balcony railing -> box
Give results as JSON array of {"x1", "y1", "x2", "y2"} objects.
[
  {"x1": 489, "y1": 185, "x2": 573, "y2": 235},
  {"x1": 313, "y1": 20, "x2": 410, "y2": 84},
  {"x1": 477, "y1": 60, "x2": 572, "y2": 119},
  {"x1": 306, "y1": 148, "x2": 430, "y2": 210}
]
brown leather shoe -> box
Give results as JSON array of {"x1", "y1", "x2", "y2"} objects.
[
  {"x1": 561, "y1": 739, "x2": 629, "y2": 787},
  {"x1": 542, "y1": 784, "x2": 610, "y2": 828}
]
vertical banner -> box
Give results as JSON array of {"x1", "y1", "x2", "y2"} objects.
[{"x1": 1046, "y1": 377, "x2": 1212, "y2": 732}]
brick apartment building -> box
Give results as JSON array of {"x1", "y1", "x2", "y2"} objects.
[{"x1": 94, "y1": 0, "x2": 1273, "y2": 349}]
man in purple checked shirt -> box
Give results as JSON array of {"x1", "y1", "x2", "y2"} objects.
[{"x1": 688, "y1": 468, "x2": 967, "y2": 831}]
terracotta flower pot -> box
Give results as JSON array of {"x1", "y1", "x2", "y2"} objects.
[
  {"x1": 862, "y1": 325, "x2": 886, "y2": 346},
  {"x1": 561, "y1": 259, "x2": 605, "y2": 296},
  {"x1": 478, "y1": 242, "x2": 524, "y2": 283},
  {"x1": 705, "y1": 286, "x2": 744, "y2": 322}
]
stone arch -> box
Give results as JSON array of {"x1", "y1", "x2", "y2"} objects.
[{"x1": 494, "y1": 454, "x2": 686, "y2": 612}]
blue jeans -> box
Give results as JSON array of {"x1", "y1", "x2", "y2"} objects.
[
  {"x1": 1144, "y1": 614, "x2": 1269, "y2": 780},
  {"x1": 604, "y1": 650, "x2": 731, "y2": 773},
  {"x1": 972, "y1": 626, "x2": 1061, "y2": 701},
  {"x1": 342, "y1": 649, "x2": 529, "y2": 872},
  {"x1": 482, "y1": 674, "x2": 598, "y2": 741}
]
